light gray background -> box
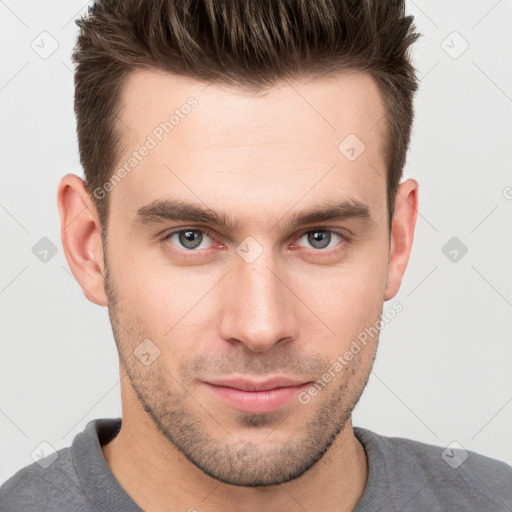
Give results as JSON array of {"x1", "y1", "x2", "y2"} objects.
[{"x1": 1, "y1": 0, "x2": 511, "y2": 485}]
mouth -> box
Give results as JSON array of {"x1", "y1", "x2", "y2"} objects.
[{"x1": 200, "y1": 376, "x2": 312, "y2": 414}]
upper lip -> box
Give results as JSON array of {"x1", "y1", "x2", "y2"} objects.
[{"x1": 204, "y1": 376, "x2": 309, "y2": 392}]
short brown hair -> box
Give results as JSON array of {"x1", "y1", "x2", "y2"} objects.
[{"x1": 73, "y1": 0, "x2": 420, "y2": 234}]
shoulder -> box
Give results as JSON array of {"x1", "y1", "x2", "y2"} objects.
[
  {"x1": 355, "y1": 426, "x2": 512, "y2": 511},
  {"x1": 0, "y1": 446, "x2": 90, "y2": 512}
]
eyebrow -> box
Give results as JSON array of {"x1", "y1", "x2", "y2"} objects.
[{"x1": 133, "y1": 197, "x2": 372, "y2": 232}]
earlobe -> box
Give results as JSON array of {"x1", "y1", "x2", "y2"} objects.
[
  {"x1": 57, "y1": 173, "x2": 108, "y2": 307},
  {"x1": 384, "y1": 179, "x2": 419, "y2": 301}
]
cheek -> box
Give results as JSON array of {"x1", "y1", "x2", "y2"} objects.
[
  {"x1": 110, "y1": 249, "x2": 219, "y2": 353},
  {"x1": 303, "y1": 240, "x2": 388, "y2": 307},
  {"x1": 104, "y1": 237, "x2": 174, "y2": 337},
  {"x1": 295, "y1": 245, "x2": 388, "y2": 354}
]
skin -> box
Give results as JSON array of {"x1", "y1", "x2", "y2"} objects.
[{"x1": 57, "y1": 69, "x2": 418, "y2": 512}]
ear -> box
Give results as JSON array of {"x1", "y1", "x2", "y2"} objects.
[
  {"x1": 384, "y1": 179, "x2": 419, "y2": 301},
  {"x1": 57, "y1": 173, "x2": 108, "y2": 306}
]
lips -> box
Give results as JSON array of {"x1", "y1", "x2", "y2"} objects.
[
  {"x1": 201, "y1": 376, "x2": 311, "y2": 414},
  {"x1": 205, "y1": 376, "x2": 308, "y2": 391}
]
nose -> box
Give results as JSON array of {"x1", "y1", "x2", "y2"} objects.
[{"x1": 218, "y1": 253, "x2": 299, "y2": 352}]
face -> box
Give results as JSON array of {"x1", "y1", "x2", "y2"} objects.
[{"x1": 89, "y1": 70, "x2": 398, "y2": 486}]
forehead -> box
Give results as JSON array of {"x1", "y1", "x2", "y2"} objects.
[{"x1": 111, "y1": 69, "x2": 388, "y2": 223}]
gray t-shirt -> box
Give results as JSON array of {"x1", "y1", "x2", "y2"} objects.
[{"x1": 1, "y1": 418, "x2": 511, "y2": 511}]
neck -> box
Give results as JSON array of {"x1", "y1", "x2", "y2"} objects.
[{"x1": 102, "y1": 410, "x2": 368, "y2": 512}]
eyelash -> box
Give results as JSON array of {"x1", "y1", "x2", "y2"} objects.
[{"x1": 160, "y1": 227, "x2": 350, "y2": 256}]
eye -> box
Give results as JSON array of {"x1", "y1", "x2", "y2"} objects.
[
  {"x1": 295, "y1": 229, "x2": 345, "y2": 250},
  {"x1": 163, "y1": 228, "x2": 216, "y2": 251}
]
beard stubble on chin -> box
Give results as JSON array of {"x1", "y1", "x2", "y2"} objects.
[{"x1": 102, "y1": 256, "x2": 379, "y2": 487}]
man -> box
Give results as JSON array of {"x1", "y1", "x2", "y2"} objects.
[{"x1": 1, "y1": 0, "x2": 511, "y2": 511}]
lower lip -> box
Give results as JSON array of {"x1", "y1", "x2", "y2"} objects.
[{"x1": 202, "y1": 382, "x2": 311, "y2": 414}]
